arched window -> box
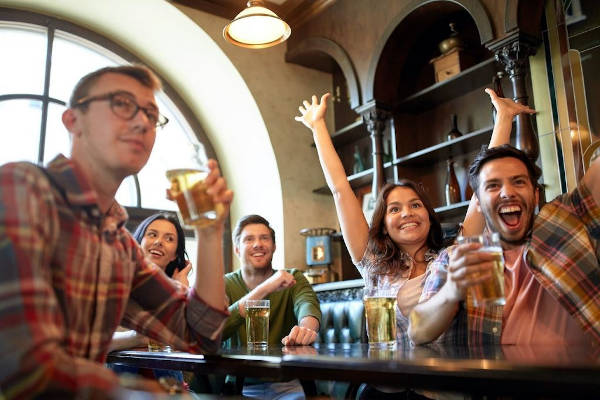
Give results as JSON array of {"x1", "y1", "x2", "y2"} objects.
[
  {"x1": 0, "y1": 10, "x2": 219, "y2": 275},
  {"x1": 0, "y1": 16, "x2": 209, "y2": 212}
]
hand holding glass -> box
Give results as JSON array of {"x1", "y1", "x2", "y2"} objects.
[
  {"x1": 457, "y1": 232, "x2": 505, "y2": 306},
  {"x1": 166, "y1": 145, "x2": 224, "y2": 228}
]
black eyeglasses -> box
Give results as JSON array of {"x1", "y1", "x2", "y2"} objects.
[{"x1": 73, "y1": 91, "x2": 169, "y2": 128}]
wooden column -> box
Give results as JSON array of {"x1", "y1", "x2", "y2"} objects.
[
  {"x1": 356, "y1": 100, "x2": 390, "y2": 195},
  {"x1": 489, "y1": 35, "x2": 540, "y2": 161}
]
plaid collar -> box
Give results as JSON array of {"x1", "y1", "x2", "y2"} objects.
[{"x1": 45, "y1": 154, "x2": 128, "y2": 228}]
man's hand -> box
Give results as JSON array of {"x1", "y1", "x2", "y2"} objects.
[
  {"x1": 486, "y1": 88, "x2": 536, "y2": 118},
  {"x1": 444, "y1": 243, "x2": 496, "y2": 302},
  {"x1": 262, "y1": 270, "x2": 296, "y2": 295},
  {"x1": 281, "y1": 325, "x2": 318, "y2": 346},
  {"x1": 295, "y1": 93, "x2": 331, "y2": 130},
  {"x1": 172, "y1": 261, "x2": 192, "y2": 287}
]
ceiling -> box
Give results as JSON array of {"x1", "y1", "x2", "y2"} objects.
[{"x1": 171, "y1": 0, "x2": 336, "y2": 28}]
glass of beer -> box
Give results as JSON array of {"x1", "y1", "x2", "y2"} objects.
[
  {"x1": 245, "y1": 299, "x2": 270, "y2": 349},
  {"x1": 166, "y1": 144, "x2": 224, "y2": 229},
  {"x1": 147, "y1": 339, "x2": 172, "y2": 352},
  {"x1": 363, "y1": 287, "x2": 397, "y2": 348},
  {"x1": 457, "y1": 232, "x2": 505, "y2": 306}
]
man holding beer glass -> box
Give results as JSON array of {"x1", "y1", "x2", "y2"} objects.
[
  {"x1": 0, "y1": 65, "x2": 232, "y2": 398},
  {"x1": 409, "y1": 144, "x2": 600, "y2": 346}
]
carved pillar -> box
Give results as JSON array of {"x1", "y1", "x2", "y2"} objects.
[
  {"x1": 356, "y1": 101, "x2": 390, "y2": 195},
  {"x1": 490, "y1": 36, "x2": 540, "y2": 161}
]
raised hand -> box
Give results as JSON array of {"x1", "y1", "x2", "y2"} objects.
[
  {"x1": 295, "y1": 93, "x2": 331, "y2": 130},
  {"x1": 172, "y1": 261, "x2": 192, "y2": 287},
  {"x1": 485, "y1": 88, "x2": 536, "y2": 118},
  {"x1": 263, "y1": 270, "x2": 296, "y2": 294}
]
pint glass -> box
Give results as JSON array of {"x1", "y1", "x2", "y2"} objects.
[
  {"x1": 363, "y1": 287, "x2": 397, "y2": 348},
  {"x1": 245, "y1": 299, "x2": 270, "y2": 349},
  {"x1": 457, "y1": 232, "x2": 505, "y2": 306}
]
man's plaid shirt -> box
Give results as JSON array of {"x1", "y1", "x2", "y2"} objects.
[
  {"x1": 419, "y1": 182, "x2": 600, "y2": 346},
  {"x1": 0, "y1": 155, "x2": 228, "y2": 398}
]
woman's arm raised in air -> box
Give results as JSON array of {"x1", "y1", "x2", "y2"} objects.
[
  {"x1": 460, "y1": 88, "x2": 536, "y2": 236},
  {"x1": 295, "y1": 94, "x2": 369, "y2": 263}
]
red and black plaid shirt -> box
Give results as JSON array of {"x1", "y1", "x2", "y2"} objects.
[{"x1": 0, "y1": 155, "x2": 227, "y2": 399}]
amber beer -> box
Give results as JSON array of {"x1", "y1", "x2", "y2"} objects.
[
  {"x1": 363, "y1": 289, "x2": 397, "y2": 348},
  {"x1": 458, "y1": 233, "x2": 506, "y2": 306},
  {"x1": 166, "y1": 168, "x2": 223, "y2": 228},
  {"x1": 245, "y1": 300, "x2": 270, "y2": 349},
  {"x1": 470, "y1": 250, "x2": 505, "y2": 306},
  {"x1": 147, "y1": 339, "x2": 172, "y2": 352}
]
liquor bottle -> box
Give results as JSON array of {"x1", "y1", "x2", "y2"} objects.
[
  {"x1": 447, "y1": 114, "x2": 462, "y2": 141},
  {"x1": 464, "y1": 181, "x2": 474, "y2": 201},
  {"x1": 352, "y1": 145, "x2": 365, "y2": 174},
  {"x1": 445, "y1": 158, "x2": 461, "y2": 205},
  {"x1": 491, "y1": 71, "x2": 505, "y2": 123}
]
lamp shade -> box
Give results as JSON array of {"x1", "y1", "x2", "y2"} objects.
[{"x1": 223, "y1": 1, "x2": 291, "y2": 48}]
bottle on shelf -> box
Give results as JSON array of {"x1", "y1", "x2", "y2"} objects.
[
  {"x1": 447, "y1": 114, "x2": 463, "y2": 141},
  {"x1": 352, "y1": 145, "x2": 365, "y2": 175},
  {"x1": 445, "y1": 158, "x2": 461, "y2": 206},
  {"x1": 491, "y1": 71, "x2": 505, "y2": 123}
]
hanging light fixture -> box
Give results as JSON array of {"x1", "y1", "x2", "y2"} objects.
[{"x1": 223, "y1": 1, "x2": 291, "y2": 49}]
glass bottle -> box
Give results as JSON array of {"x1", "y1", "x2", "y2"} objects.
[
  {"x1": 447, "y1": 114, "x2": 462, "y2": 141},
  {"x1": 445, "y1": 158, "x2": 461, "y2": 206}
]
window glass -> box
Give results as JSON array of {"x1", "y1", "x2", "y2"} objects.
[
  {"x1": 0, "y1": 99, "x2": 41, "y2": 164},
  {"x1": 115, "y1": 175, "x2": 139, "y2": 207},
  {"x1": 44, "y1": 102, "x2": 71, "y2": 163},
  {"x1": 50, "y1": 30, "x2": 121, "y2": 102},
  {"x1": 0, "y1": 23, "x2": 47, "y2": 95},
  {"x1": 136, "y1": 96, "x2": 204, "y2": 211}
]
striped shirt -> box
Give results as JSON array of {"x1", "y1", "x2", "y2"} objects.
[
  {"x1": 420, "y1": 183, "x2": 600, "y2": 346},
  {"x1": 0, "y1": 155, "x2": 228, "y2": 399}
]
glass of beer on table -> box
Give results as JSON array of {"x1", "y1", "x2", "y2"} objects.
[
  {"x1": 166, "y1": 144, "x2": 224, "y2": 228},
  {"x1": 148, "y1": 339, "x2": 172, "y2": 353},
  {"x1": 457, "y1": 232, "x2": 505, "y2": 306},
  {"x1": 245, "y1": 299, "x2": 270, "y2": 349},
  {"x1": 363, "y1": 287, "x2": 397, "y2": 348}
]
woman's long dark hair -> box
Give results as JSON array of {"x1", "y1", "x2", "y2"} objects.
[
  {"x1": 365, "y1": 180, "x2": 443, "y2": 274},
  {"x1": 133, "y1": 213, "x2": 188, "y2": 278}
]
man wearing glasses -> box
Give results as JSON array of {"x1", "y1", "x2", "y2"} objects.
[{"x1": 0, "y1": 65, "x2": 233, "y2": 398}]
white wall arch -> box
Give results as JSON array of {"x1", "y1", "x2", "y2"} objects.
[{"x1": 0, "y1": 0, "x2": 285, "y2": 265}]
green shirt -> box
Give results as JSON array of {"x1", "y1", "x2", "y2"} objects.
[{"x1": 223, "y1": 268, "x2": 322, "y2": 348}]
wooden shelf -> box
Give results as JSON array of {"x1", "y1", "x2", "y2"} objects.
[
  {"x1": 311, "y1": 120, "x2": 366, "y2": 148},
  {"x1": 397, "y1": 58, "x2": 499, "y2": 112},
  {"x1": 331, "y1": 119, "x2": 366, "y2": 147},
  {"x1": 435, "y1": 200, "x2": 470, "y2": 215},
  {"x1": 394, "y1": 125, "x2": 493, "y2": 167},
  {"x1": 312, "y1": 161, "x2": 394, "y2": 195}
]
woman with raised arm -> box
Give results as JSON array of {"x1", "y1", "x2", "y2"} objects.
[{"x1": 295, "y1": 90, "x2": 534, "y2": 338}]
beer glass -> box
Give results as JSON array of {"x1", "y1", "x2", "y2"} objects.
[
  {"x1": 147, "y1": 339, "x2": 172, "y2": 352},
  {"x1": 166, "y1": 144, "x2": 224, "y2": 228},
  {"x1": 245, "y1": 299, "x2": 270, "y2": 349},
  {"x1": 457, "y1": 232, "x2": 505, "y2": 306},
  {"x1": 363, "y1": 287, "x2": 397, "y2": 348}
]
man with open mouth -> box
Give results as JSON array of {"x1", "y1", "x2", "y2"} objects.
[{"x1": 409, "y1": 144, "x2": 600, "y2": 347}]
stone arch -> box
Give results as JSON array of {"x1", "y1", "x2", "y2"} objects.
[
  {"x1": 364, "y1": 0, "x2": 494, "y2": 102},
  {"x1": 286, "y1": 37, "x2": 361, "y2": 109}
]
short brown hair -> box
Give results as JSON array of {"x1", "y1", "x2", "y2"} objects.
[
  {"x1": 468, "y1": 144, "x2": 542, "y2": 196},
  {"x1": 68, "y1": 64, "x2": 162, "y2": 108},
  {"x1": 232, "y1": 215, "x2": 276, "y2": 247}
]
